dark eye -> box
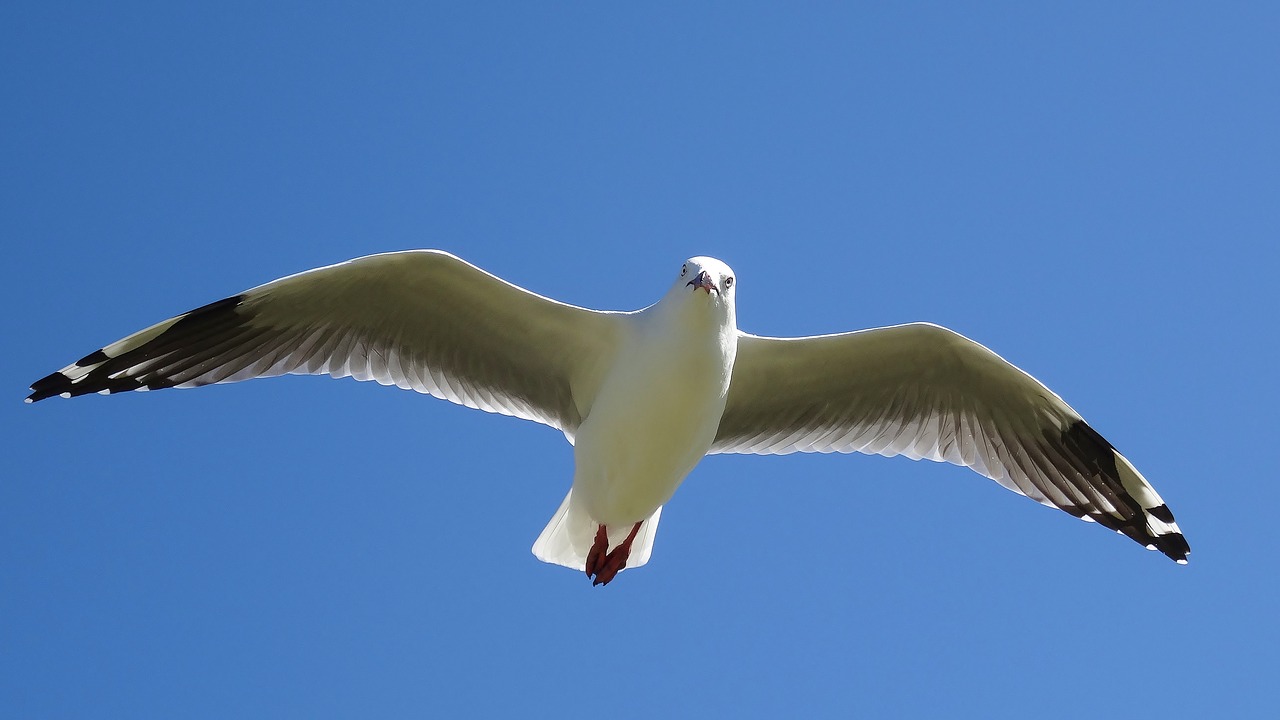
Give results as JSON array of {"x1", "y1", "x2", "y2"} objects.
[{"x1": 724, "y1": 276, "x2": 734, "y2": 288}]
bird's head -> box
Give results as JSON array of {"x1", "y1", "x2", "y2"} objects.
[
  {"x1": 659, "y1": 257, "x2": 738, "y2": 334},
  {"x1": 673, "y1": 257, "x2": 735, "y2": 302}
]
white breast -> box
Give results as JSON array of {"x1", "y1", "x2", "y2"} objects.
[{"x1": 570, "y1": 301, "x2": 735, "y2": 525}]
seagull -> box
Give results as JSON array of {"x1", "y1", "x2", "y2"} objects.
[{"x1": 27, "y1": 250, "x2": 1190, "y2": 584}]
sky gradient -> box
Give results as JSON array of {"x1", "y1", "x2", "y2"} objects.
[{"x1": 4, "y1": 4, "x2": 1278, "y2": 718}]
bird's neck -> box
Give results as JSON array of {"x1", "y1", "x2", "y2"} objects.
[{"x1": 636, "y1": 297, "x2": 737, "y2": 373}]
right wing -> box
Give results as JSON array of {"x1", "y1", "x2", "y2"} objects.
[{"x1": 28, "y1": 250, "x2": 623, "y2": 436}]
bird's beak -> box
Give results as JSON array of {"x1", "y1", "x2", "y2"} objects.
[{"x1": 686, "y1": 270, "x2": 717, "y2": 295}]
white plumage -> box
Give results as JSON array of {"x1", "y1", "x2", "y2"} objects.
[{"x1": 28, "y1": 250, "x2": 1190, "y2": 583}]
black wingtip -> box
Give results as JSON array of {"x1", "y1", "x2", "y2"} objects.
[
  {"x1": 75, "y1": 349, "x2": 110, "y2": 367},
  {"x1": 1149, "y1": 503, "x2": 1176, "y2": 523},
  {"x1": 29, "y1": 346, "x2": 120, "y2": 402},
  {"x1": 26, "y1": 293, "x2": 247, "y2": 403},
  {"x1": 1058, "y1": 419, "x2": 1191, "y2": 565},
  {"x1": 1157, "y1": 532, "x2": 1191, "y2": 564},
  {"x1": 27, "y1": 370, "x2": 74, "y2": 403}
]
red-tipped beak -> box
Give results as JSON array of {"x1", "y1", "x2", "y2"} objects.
[{"x1": 686, "y1": 270, "x2": 717, "y2": 294}]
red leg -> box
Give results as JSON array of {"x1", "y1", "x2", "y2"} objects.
[
  {"x1": 584, "y1": 524, "x2": 609, "y2": 580},
  {"x1": 588, "y1": 521, "x2": 643, "y2": 587}
]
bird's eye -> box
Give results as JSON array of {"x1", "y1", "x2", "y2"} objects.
[
  {"x1": 681, "y1": 264, "x2": 687, "y2": 276},
  {"x1": 724, "y1": 276, "x2": 734, "y2": 288}
]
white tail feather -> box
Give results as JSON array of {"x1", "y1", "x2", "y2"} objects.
[{"x1": 531, "y1": 489, "x2": 662, "y2": 572}]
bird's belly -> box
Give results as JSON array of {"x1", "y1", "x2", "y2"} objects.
[{"x1": 572, "y1": 352, "x2": 728, "y2": 525}]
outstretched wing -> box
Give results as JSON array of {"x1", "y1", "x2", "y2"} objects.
[
  {"x1": 28, "y1": 250, "x2": 621, "y2": 435},
  {"x1": 713, "y1": 322, "x2": 1189, "y2": 563}
]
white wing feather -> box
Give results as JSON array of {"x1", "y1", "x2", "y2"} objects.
[
  {"x1": 712, "y1": 323, "x2": 1189, "y2": 562},
  {"x1": 29, "y1": 250, "x2": 622, "y2": 436}
]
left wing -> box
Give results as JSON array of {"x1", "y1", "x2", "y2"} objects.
[{"x1": 712, "y1": 322, "x2": 1190, "y2": 563}]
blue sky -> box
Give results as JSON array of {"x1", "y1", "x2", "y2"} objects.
[{"x1": 3, "y1": 3, "x2": 1278, "y2": 718}]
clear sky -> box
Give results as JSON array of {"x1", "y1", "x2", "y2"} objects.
[{"x1": 3, "y1": 3, "x2": 1278, "y2": 718}]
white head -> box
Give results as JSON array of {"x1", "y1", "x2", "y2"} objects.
[{"x1": 661, "y1": 256, "x2": 737, "y2": 325}]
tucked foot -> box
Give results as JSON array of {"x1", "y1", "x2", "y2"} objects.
[
  {"x1": 584, "y1": 524, "x2": 609, "y2": 580},
  {"x1": 586, "y1": 521, "x2": 643, "y2": 587}
]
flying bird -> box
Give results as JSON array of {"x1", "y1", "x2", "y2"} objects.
[{"x1": 28, "y1": 251, "x2": 1190, "y2": 584}]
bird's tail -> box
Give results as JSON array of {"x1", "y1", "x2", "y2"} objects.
[{"x1": 531, "y1": 490, "x2": 662, "y2": 573}]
